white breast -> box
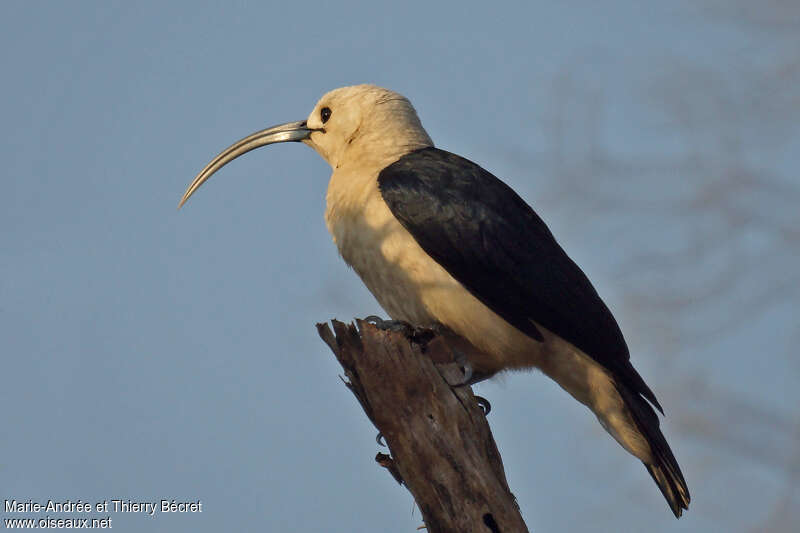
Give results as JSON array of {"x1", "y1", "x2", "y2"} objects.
[{"x1": 324, "y1": 166, "x2": 546, "y2": 372}]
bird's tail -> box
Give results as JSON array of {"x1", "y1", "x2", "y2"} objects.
[{"x1": 616, "y1": 384, "x2": 690, "y2": 518}]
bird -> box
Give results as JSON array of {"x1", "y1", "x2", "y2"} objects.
[{"x1": 179, "y1": 84, "x2": 690, "y2": 517}]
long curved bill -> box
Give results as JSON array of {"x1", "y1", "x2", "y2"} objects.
[{"x1": 178, "y1": 120, "x2": 312, "y2": 208}]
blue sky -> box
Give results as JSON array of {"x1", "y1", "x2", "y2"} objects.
[{"x1": 2, "y1": 2, "x2": 798, "y2": 531}]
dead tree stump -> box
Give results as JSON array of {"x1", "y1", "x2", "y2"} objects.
[{"x1": 317, "y1": 318, "x2": 530, "y2": 533}]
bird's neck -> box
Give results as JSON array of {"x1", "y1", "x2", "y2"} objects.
[
  {"x1": 324, "y1": 160, "x2": 383, "y2": 238},
  {"x1": 322, "y1": 126, "x2": 433, "y2": 259},
  {"x1": 330, "y1": 124, "x2": 433, "y2": 172}
]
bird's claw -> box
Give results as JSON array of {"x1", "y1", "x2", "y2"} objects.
[
  {"x1": 376, "y1": 431, "x2": 387, "y2": 447},
  {"x1": 447, "y1": 351, "x2": 491, "y2": 416},
  {"x1": 474, "y1": 395, "x2": 491, "y2": 416},
  {"x1": 363, "y1": 316, "x2": 413, "y2": 334}
]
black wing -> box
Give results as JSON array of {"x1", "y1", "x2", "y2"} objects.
[{"x1": 378, "y1": 147, "x2": 662, "y2": 412}]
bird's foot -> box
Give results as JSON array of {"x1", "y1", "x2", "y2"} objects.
[
  {"x1": 363, "y1": 315, "x2": 414, "y2": 334},
  {"x1": 442, "y1": 350, "x2": 492, "y2": 416},
  {"x1": 363, "y1": 316, "x2": 445, "y2": 346},
  {"x1": 442, "y1": 348, "x2": 473, "y2": 386},
  {"x1": 365, "y1": 317, "x2": 491, "y2": 417},
  {"x1": 376, "y1": 431, "x2": 386, "y2": 447}
]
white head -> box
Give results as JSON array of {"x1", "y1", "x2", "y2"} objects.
[
  {"x1": 302, "y1": 84, "x2": 433, "y2": 169},
  {"x1": 179, "y1": 84, "x2": 433, "y2": 207}
]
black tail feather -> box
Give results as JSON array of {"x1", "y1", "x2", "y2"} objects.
[{"x1": 616, "y1": 384, "x2": 690, "y2": 518}]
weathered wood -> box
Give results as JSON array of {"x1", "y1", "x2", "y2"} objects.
[{"x1": 316, "y1": 319, "x2": 530, "y2": 533}]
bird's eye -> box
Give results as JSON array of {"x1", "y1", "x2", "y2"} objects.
[{"x1": 320, "y1": 107, "x2": 332, "y2": 123}]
